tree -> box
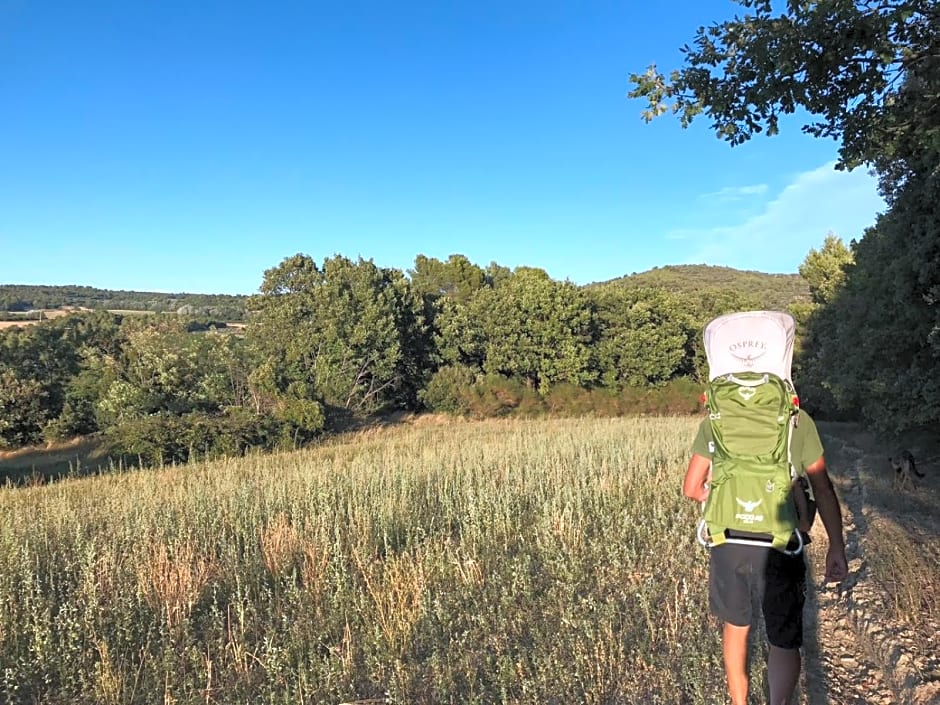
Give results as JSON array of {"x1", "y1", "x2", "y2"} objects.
[
  {"x1": 799, "y1": 233, "x2": 855, "y2": 305},
  {"x1": 629, "y1": 0, "x2": 938, "y2": 177},
  {"x1": 589, "y1": 285, "x2": 693, "y2": 387},
  {"x1": 93, "y1": 316, "x2": 251, "y2": 426},
  {"x1": 630, "y1": 0, "x2": 940, "y2": 431},
  {"x1": 439, "y1": 267, "x2": 596, "y2": 392},
  {"x1": 248, "y1": 254, "x2": 429, "y2": 422},
  {"x1": 408, "y1": 254, "x2": 487, "y2": 305},
  {"x1": 799, "y1": 171, "x2": 940, "y2": 429},
  {"x1": 0, "y1": 318, "x2": 84, "y2": 445},
  {"x1": 0, "y1": 370, "x2": 48, "y2": 447}
]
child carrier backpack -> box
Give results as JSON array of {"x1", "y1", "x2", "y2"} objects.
[{"x1": 696, "y1": 311, "x2": 808, "y2": 555}]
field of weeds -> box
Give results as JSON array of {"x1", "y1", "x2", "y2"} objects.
[{"x1": 0, "y1": 416, "x2": 743, "y2": 704}]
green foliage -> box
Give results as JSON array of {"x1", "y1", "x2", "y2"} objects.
[
  {"x1": 0, "y1": 370, "x2": 48, "y2": 447},
  {"x1": 408, "y1": 253, "x2": 487, "y2": 304},
  {"x1": 595, "y1": 279, "x2": 770, "y2": 385},
  {"x1": 628, "y1": 0, "x2": 938, "y2": 173},
  {"x1": 93, "y1": 317, "x2": 249, "y2": 425},
  {"x1": 418, "y1": 364, "x2": 477, "y2": 415},
  {"x1": 606, "y1": 264, "x2": 806, "y2": 313},
  {"x1": 0, "y1": 254, "x2": 829, "y2": 451},
  {"x1": 106, "y1": 409, "x2": 281, "y2": 466},
  {"x1": 799, "y1": 233, "x2": 854, "y2": 305},
  {"x1": 0, "y1": 318, "x2": 85, "y2": 445},
  {"x1": 0, "y1": 284, "x2": 248, "y2": 319},
  {"x1": 439, "y1": 268, "x2": 596, "y2": 393},
  {"x1": 420, "y1": 372, "x2": 702, "y2": 420},
  {"x1": 790, "y1": 234, "x2": 856, "y2": 403},
  {"x1": 105, "y1": 412, "x2": 190, "y2": 465},
  {"x1": 461, "y1": 374, "x2": 544, "y2": 418},
  {"x1": 42, "y1": 388, "x2": 99, "y2": 442},
  {"x1": 544, "y1": 379, "x2": 703, "y2": 417},
  {"x1": 248, "y1": 254, "x2": 430, "y2": 421},
  {"x1": 273, "y1": 395, "x2": 326, "y2": 446},
  {"x1": 590, "y1": 285, "x2": 694, "y2": 387},
  {"x1": 800, "y1": 166, "x2": 940, "y2": 430},
  {"x1": 629, "y1": 0, "x2": 940, "y2": 433}
]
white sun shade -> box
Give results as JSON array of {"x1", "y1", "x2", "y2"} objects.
[{"x1": 703, "y1": 310, "x2": 795, "y2": 382}]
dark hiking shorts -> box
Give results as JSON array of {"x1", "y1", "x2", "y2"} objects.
[{"x1": 709, "y1": 542, "x2": 807, "y2": 649}]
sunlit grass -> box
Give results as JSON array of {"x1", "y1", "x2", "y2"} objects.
[
  {"x1": 866, "y1": 516, "x2": 940, "y2": 627},
  {"x1": 0, "y1": 415, "x2": 733, "y2": 704}
]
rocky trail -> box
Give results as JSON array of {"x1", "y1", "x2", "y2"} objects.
[{"x1": 798, "y1": 427, "x2": 940, "y2": 705}]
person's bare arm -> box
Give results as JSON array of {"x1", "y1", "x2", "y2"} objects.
[
  {"x1": 805, "y1": 456, "x2": 848, "y2": 583},
  {"x1": 683, "y1": 453, "x2": 711, "y2": 503}
]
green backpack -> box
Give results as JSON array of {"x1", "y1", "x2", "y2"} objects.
[{"x1": 699, "y1": 371, "x2": 801, "y2": 553}]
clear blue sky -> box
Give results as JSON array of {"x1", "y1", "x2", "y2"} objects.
[{"x1": 0, "y1": 1, "x2": 885, "y2": 295}]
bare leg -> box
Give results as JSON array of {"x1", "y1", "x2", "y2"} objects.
[
  {"x1": 768, "y1": 645, "x2": 801, "y2": 705},
  {"x1": 722, "y1": 622, "x2": 750, "y2": 705}
]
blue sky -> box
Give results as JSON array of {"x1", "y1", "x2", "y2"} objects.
[{"x1": 0, "y1": 1, "x2": 885, "y2": 295}]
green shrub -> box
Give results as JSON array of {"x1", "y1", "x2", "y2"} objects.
[
  {"x1": 182, "y1": 408, "x2": 279, "y2": 458},
  {"x1": 618, "y1": 378, "x2": 702, "y2": 416},
  {"x1": 42, "y1": 396, "x2": 99, "y2": 443},
  {"x1": 421, "y1": 373, "x2": 703, "y2": 421},
  {"x1": 106, "y1": 410, "x2": 283, "y2": 467},
  {"x1": 466, "y1": 374, "x2": 543, "y2": 418},
  {"x1": 418, "y1": 364, "x2": 476, "y2": 414},
  {"x1": 106, "y1": 412, "x2": 188, "y2": 466}
]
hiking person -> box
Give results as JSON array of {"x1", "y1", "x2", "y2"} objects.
[{"x1": 682, "y1": 311, "x2": 848, "y2": 705}]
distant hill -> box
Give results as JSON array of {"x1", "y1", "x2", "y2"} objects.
[
  {"x1": 0, "y1": 284, "x2": 248, "y2": 321},
  {"x1": 1, "y1": 266, "x2": 811, "y2": 323},
  {"x1": 602, "y1": 264, "x2": 811, "y2": 312}
]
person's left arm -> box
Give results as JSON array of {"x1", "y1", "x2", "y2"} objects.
[
  {"x1": 805, "y1": 457, "x2": 848, "y2": 583},
  {"x1": 683, "y1": 453, "x2": 711, "y2": 503}
]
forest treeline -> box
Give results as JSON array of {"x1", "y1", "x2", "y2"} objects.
[
  {"x1": 0, "y1": 284, "x2": 247, "y2": 321},
  {"x1": 0, "y1": 256, "x2": 817, "y2": 467},
  {"x1": 0, "y1": 226, "x2": 933, "y2": 471}
]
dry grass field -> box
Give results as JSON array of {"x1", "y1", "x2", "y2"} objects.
[
  {"x1": 0, "y1": 415, "x2": 934, "y2": 704},
  {"x1": 0, "y1": 307, "x2": 91, "y2": 329}
]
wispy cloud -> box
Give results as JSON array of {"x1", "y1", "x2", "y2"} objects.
[
  {"x1": 666, "y1": 162, "x2": 885, "y2": 273},
  {"x1": 701, "y1": 183, "x2": 769, "y2": 201}
]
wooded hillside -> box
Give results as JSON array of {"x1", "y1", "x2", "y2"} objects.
[
  {"x1": 1, "y1": 265, "x2": 808, "y2": 322},
  {"x1": 0, "y1": 284, "x2": 247, "y2": 321},
  {"x1": 606, "y1": 265, "x2": 810, "y2": 312}
]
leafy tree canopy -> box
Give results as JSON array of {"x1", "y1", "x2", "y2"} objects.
[
  {"x1": 629, "y1": 0, "x2": 938, "y2": 179},
  {"x1": 408, "y1": 254, "x2": 487, "y2": 304},
  {"x1": 438, "y1": 267, "x2": 596, "y2": 392},
  {"x1": 799, "y1": 232, "x2": 855, "y2": 305},
  {"x1": 248, "y1": 254, "x2": 428, "y2": 420},
  {"x1": 588, "y1": 285, "x2": 694, "y2": 387}
]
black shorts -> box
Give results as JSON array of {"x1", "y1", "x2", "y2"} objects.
[{"x1": 709, "y1": 542, "x2": 806, "y2": 649}]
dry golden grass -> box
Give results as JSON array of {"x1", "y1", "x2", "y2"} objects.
[
  {"x1": 355, "y1": 547, "x2": 429, "y2": 658},
  {"x1": 301, "y1": 536, "x2": 332, "y2": 600},
  {"x1": 819, "y1": 422, "x2": 940, "y2": 636},
  {"x1": 137, "y1": 539, "x2": 216, "y2": 628},
  {"x1": 0, "y1": 308, "x2": 84, "y2": 329},
  {"x1": 259, "y1": 512, "x2": 303, "y2": 576},
  {"x1": 0, "y1": 415, "x2": 732, "y2": 704}
]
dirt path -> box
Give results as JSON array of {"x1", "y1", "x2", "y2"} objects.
[{"x1": 797, "y1": 428, "x2": 940, "y2": 705}]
